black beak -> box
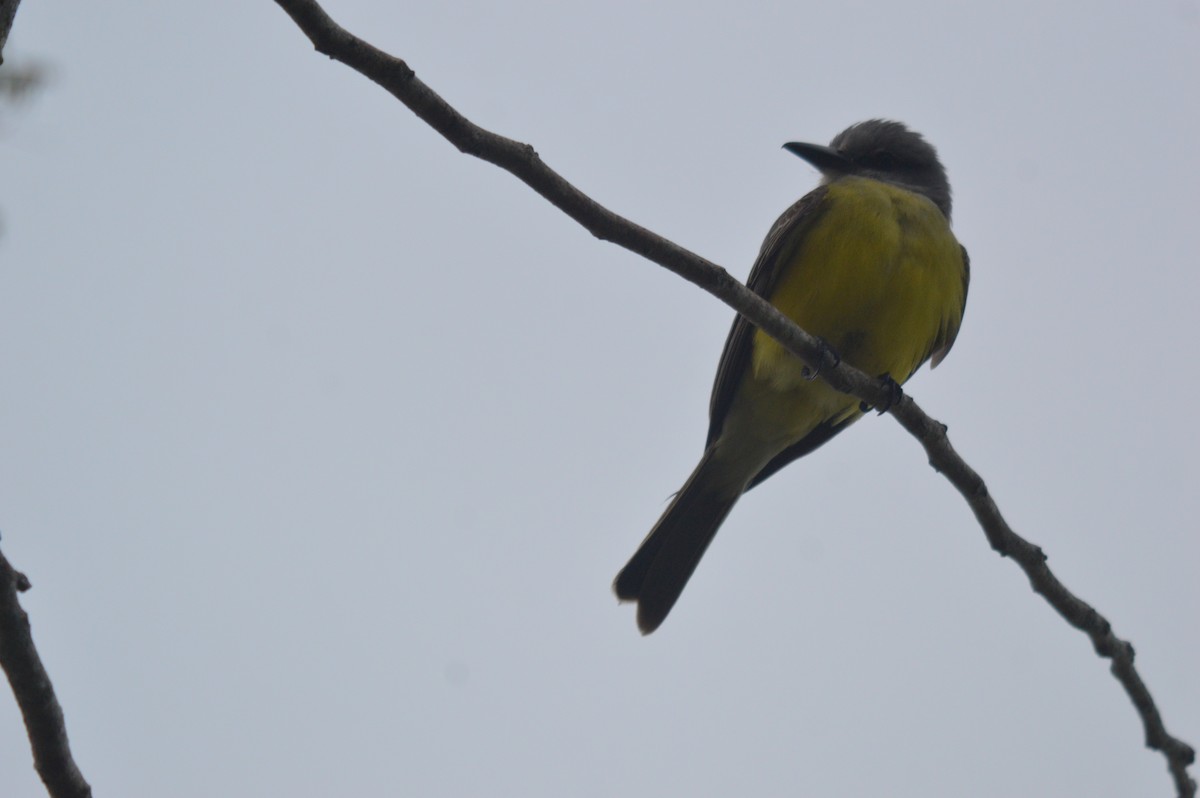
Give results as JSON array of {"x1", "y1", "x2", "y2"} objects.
[{"x1": 783, "y1": 141, "x2": 852, "y2": 175}]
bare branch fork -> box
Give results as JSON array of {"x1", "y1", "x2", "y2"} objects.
[{"x1": 267, "y1": 2, "x2": 1195, "y2": 794}]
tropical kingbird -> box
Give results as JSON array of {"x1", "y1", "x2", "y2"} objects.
[{"x1": 614, "y1": 119, "x2": 969, "y2": 634}]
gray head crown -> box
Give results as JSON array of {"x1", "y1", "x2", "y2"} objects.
[{"x1": 787, "y1": 120, "x2": 953, "y2": 221}]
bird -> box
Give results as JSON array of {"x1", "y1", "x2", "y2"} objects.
[{"x1": 614, "y1": 120, "x2": 969, "y2": 634}]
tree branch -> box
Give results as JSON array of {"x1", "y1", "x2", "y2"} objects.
[
  {"x1": 0, "y1": 546, "x2": 92, "y2": 798},
  {"x1": 0, "y1": 0, "x2": 22, "y2": 65},
  {"x1": 272, "y1": 1, "x2": 1195, "y2": 794}
]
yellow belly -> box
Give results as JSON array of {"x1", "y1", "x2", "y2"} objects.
[{"x1": 741, "y1": 176, "x2": 965, "y2": 444}]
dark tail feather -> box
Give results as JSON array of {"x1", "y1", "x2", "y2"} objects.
[{"x1": 614, "y1": 449, "x2": 743, "y2": 634}]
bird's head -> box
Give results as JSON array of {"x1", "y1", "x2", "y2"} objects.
[{"x1": 784, "y1": 119, "x2": 953, "y2": 220}]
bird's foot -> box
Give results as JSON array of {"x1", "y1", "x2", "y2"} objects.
[
  {"x1": 800, "y1": 338, "x2": 841, "y2": 381},
  {"x1": 859, "y1": 373, "x2": 903, "y2": 415}
]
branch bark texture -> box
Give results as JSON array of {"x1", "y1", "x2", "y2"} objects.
[
  {"x1": 0, "y1": 548, "x2": 92, "y2": 798},
  {"x1": 272, "y1": 2, "x2": 1195, "y2": 794}
]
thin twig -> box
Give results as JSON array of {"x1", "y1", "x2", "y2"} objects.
[
  {"x1": 272, "y1": 1, "x2": 1195, "y2": 793},
  {"x1": 0, "y1": 547, "x2": 92, "y2": 798}
]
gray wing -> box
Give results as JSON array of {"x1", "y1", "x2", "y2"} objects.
[
  {"x1": 929, "y1": 244, "x2": 971, "y2": 368},
  {"x1": 705, "y1": 185, "x2": 831, "y2": 449}
]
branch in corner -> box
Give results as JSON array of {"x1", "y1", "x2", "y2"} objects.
[{"x1": 0, "y1": 546, "x2": 92, "y2": 798}]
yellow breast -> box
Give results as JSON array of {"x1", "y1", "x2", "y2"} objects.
[{"x1": 752, "y1": 176, "x2": 965, "y2": 391}]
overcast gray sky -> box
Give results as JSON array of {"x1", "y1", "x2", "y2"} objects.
[{"x1": 2, "y1": 1, "x2": 1198, "y2": 796}]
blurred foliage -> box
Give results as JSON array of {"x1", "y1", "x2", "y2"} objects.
[
  {"x1": 0, "y1": 59, "x2": 46, "y2": 238},
  {"x1": 0, "y1": 59, "x2": 45, "y2": 103}
]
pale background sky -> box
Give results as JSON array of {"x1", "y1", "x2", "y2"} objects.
[{"x1": 1, "y1": 1, "x2": 1197, "y2": 796}]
